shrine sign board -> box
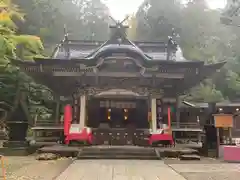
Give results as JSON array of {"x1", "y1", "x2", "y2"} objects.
[{"x1": 213, "y1": 114, "x2": 233, "y2": 128}]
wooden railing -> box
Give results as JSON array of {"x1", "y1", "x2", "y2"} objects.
[
  {"x1": 31, "y1": 116, "x2": 64, "y2": 144},
  {"x1": 171, "y1": 122, "x2": 202, "y2": 129},
  {"x1": 34, "y1": 120, "x2": 63, "y2": 127},
  {"x1": 33, "y1": 115, "x2": 64, "y2": 127}
]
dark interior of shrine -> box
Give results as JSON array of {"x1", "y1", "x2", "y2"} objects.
[{"x1": 87, "y1": 98, "x2": 149, "y2": 129}]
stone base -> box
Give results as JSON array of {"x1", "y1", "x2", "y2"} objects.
[
  {"x1": 179, "y1": 154, "x2": 201, "y2": 160},
  {"x1": 0, "y1": 141, "x2": 37, "y2": 156},
  {"x1": 159, "y1": 148, "x2": 198, "y2": 158},
  {"x1": 3, "y1": 141, "x2": 29, "y2": 148},
  {"x1": 207, "y1": 149, "x2": 218, "y2": 158},
  {"x1": 0, "y1": 146, "x2": 37, "y2": 156}
]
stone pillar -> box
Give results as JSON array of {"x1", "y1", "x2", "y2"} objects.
[
  {"x1": 79, "y1": 95, "x2": 86, "y2": 128},
  {"x1": 151, "y1": 98, "x2": 157, "y2": 132}
]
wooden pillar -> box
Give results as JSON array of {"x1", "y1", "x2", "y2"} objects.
[
  {"x1": 229, "y1": 127, "x2": 232, "y2": 144},
  {"x1": 216, "y1": 127, "x2": 220, "y2": 158},
  {"x1": 167, "y1": 107, "x2": 171, "y2": 129},
  {"x1": 151, "y1": 98, "x2": 157, "y2": 132},
  {"x1": 176, "y1": 97, "x2": 180, "y2": 128},
  {"x1": 79, "y1": 95, "x2": 86, "y2": 128},
  {"x1": 55, "y1": 101, "x2": 60, "y2": 124}
]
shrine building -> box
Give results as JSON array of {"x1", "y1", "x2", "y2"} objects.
[{"x1": 12, "y1": 20, "x2": 225, "y2": 146}]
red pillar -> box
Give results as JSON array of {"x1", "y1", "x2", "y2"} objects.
[
  {"x1": 167, "y1": 107, "x2": 171, "y2": 129},
  {"x1": 64, "y1": 104, "x2": 72, "y2": 136}
]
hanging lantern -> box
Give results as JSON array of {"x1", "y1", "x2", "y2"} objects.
[
  {"x1": 124, "y1": 109, "x2": 128, "y2": 120},
  {"x1": 107, "y1": 108, "x2": 111, "y2": 120}
]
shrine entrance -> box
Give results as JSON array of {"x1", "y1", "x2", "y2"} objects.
[
  {"x1": 87, "y1": 98, "x2": 149, "y2": 129},
  {"x1": 87, "y1": 96, "x2": 149, "y2": 145}
]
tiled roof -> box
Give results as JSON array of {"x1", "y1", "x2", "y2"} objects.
[{"x1": 55, "y1": 44, "x2": 186, "y2": 61}]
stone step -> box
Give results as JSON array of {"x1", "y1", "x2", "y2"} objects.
[
  {"x1": 80, "y1": 151, "x2": 156, "y2": 157},
  {"x1": 77, "y1": 146, "x2": 160, "y2": 160},
  {"x1": 81, "y1": 149, "x2": 156, "y2": 155},
  {"x1": 78, "y1": 155, "x2": 160, "y2": 160},
  {"x1": 179, "y1": 154, "x2": 201, "y2": 161},
  {"x1": 77, "y1": 153, "x2": 160, "y2": 160},
  {"x1": 82, "y1": 146, "x2": 153, "y2": 151}
]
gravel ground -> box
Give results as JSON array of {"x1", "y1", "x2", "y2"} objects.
[
  {"x1": 181, "y1": 172, "x2": 240, "y2": 180},
  {"x1": 0, "y1": 156, "x2": 73, "y2": 180},
  {"x1": 164, "y1": 157, "x2": 223, "y2": 164},
  {"x1": 168, "y1": 162, "x2": 240, "y2": 180}
]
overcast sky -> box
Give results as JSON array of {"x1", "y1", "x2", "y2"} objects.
[{"x1": 103, "y1": 0, "x2": 227, "y2": 20}]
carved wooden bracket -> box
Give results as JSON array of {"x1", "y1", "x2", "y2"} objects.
[{"x1": 76, "y1": 86, "x2": 164, "y2": 97}]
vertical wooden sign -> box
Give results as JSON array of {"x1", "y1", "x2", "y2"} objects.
[{"x1": 156, "y1": 99, "x2": 163, "y2": 129}]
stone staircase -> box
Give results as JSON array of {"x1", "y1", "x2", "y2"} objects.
[{"x1": 77, "y1": 146, "x2": 160, "y2": 160}]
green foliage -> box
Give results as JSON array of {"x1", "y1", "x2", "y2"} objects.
[
  {"x1": 0, "y1": 0, "x2": 47, "y2": 125},
  {"x1": 184, "y1": 81, "x2": 225, "y2": 103},
  {"x1": 135, "y1": 0, "x2": 240, "y2": 102},
  {"x1": 0, "y1": 0, "x2": 44, "y2": 61},
  {"x1": 13, "y1": 0, "x2": 110, "y2": 43}
]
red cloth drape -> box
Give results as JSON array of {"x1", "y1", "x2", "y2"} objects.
[{"x1": 64, "y1": 104, "x2": 72, "y2": 136}]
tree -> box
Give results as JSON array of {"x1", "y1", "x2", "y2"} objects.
[
  {"x1": 183, "y1": 80, "x2": 225, "y2": 102},
  {"x1": 127, "y1": 14, "x2": 137, "y2": 40},
  {"x1": 13, "y1": 0, "x2": 110, "y2": 45},
  {"x1": 0, "y1": 0, "x2": 45, "y2": 127},
  {"x1": 135, "y1": 0, "x2": 231, "y2": 102},
  {"x1": 136, "y1": 0, "x2": 182, "y2": 41},
  {"x1": 0, "y1": 0, "x2": 43, "y2": 62}
]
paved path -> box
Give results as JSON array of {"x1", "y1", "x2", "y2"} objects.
[{"x1": 56, "y1": 160, "x2": 186, "y2": 180}]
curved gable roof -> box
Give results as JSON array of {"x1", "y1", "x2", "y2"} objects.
[{"x1": 85, "y1": 44, "x2": 152, "y2": 61}]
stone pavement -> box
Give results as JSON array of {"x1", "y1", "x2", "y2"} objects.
[
  {"x1": 3, "y1": 156, "x2": 240, "y2": 180},
  {"x1": 169, "y1": 163, "x2": 240, "y2": 180},
  {"x1": 56, "y1": 160, "x2": 186, "y2": 180}
]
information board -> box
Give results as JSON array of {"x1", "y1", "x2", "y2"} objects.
[{"x1": 214, "y1": 114, "x2": 233, "y2": 128}]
